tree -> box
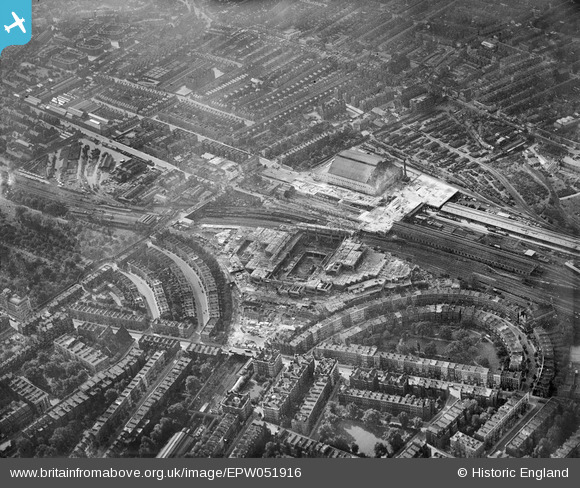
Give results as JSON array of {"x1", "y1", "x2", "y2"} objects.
[
  {"x1": 280, "y1": 417, "x2": 292, "y2": 429},
  {"x1": 326, "y1": 412, "x2": 340, "y2": 425},
  {"x1": 374, "y1": 442, "x2": 388, "y2": 458},
  {"x1": 385, "y1": 429, "x2": 404, "y2": 453},
  {"x1": 345, "y1": 402, "x2": 361, "y2": 420},
  {"x1": 105, "y1": 388, "x2": 118, "y2": 404},
  {"x1": 186, "y1": 375, "x2": 201, "y2": 395},
  {"x1": 439, "y1": 326, "x2": 453, "y2": 340},
  {"x1": 139, "y1": 436, "x2": 156, "y2": 458},
  {"x1": 329, "y1": 435, "x2": 350, "y2": 452},
  {"x1": 35, "y1": 444, "x2": 58, "y2": 458},
  {"x1": 362, "y1": 409, "x2": 381, "y2": 427},
  {"x1": 410, "y1": 417, "x2": 423, "y2": 430},
  {"x1": 200, "y1": 363, "x2": 212, "y2": 381},
  {"x1": 477, "y1": 357, "x2": 491, "y2": 368},
  {"x1": 327, "y1": 401, "x2": 339, "y2": 415},
  {"x1": 423, "y1": 341, "x2": 437, "y2": 357},
  {"x1": 167, "y1": 402, "x2": 188, "y2": 426},
  {"x1": 398, "y1": 411, "x2": 409, "y2": 429},
  {"x1": 44, "y1": 361, "x2": 65, "y2": 379},
  {"x1": 318, "y1": 422, "x2": 335, "y2": 443},
  {"x1": 150, "y1": 418, "x2": 176, "y2": 448},
  {"x1": 263, "y1": 441, "x2": 282, "y2": 458},
  {"x1": 533, "y1": 438, "x2": 552, "y2": 458},
  {"x1": 49, "y1": 427, "x2": 71, "y2": 454},
  {"x1": 15, "y1": 206, "x2": 27, "y2": 221},
  {"x1": 415, "y1": 322, "x2": 431, "y2": 337},
  {"x1": 16, "y1": 437, "x2": 34, "y2": 457},
  {"x1": 351, "y1": 443, "x2": 359, "y2": 455},
  {"x1": 456, "y1": 329, "x2": 470, "y2": 342}
]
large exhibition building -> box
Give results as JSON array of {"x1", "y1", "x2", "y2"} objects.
[{"x1": 322, "y1": 149, "x2": 402, "y2": 196}]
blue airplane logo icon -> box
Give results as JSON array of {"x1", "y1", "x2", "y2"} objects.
[
  {"x1": 1, "y1": 1, "x2": 32, "y2": 57},
  {"x1": 4, "y1": 12, "x2": 26, "y2": 34}
]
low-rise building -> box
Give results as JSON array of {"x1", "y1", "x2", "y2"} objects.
[
  {"x1": 338, "y1": 386, "x2": 435, "y2": 420},
  {"x1": 292, "y1": 376, "x2": 333, "y2": 436},
  {"x1": 138, "y1": 334, "x2": 181, "y2": 356},
  {"x1": 0, "y1": 400, "x2": 34, "y2": 434},
  {"x1": 229, "y1": 421, "x2": 269, "y2": 458},
  {"x1": 552, "y1": 427, "x2": 580, "y2": 458},
  {"x1": 426, "y1": 399, "x2": 478, "y2": 449},
  {"x1": 54, "y1": 334, "x2": 110, "y2": 373},
  {"x1": 152, "y1": 318, "x2": 195, "y2": 338},
  {"x1": 277, "y1": 428, "x2": 356, "y2": 458},
  {"x1": 474, "y1": 393, "x2": 529, "y2": 446},
  {"x1": 261, "y1": 355, "x2": 315, "y2": 424},
  {"x1": 314, "y1": 343, "x2": 377, "y2": 367},
  {"x1": 505, "y1": 398, "x2": 560, "y2": 457},
  {"x1": 450, "y1": 431, "x2": 485, "y2": 458},
  {"x1": 6, "y1": 375, "x2": 51, "y2": 412},
  {"x1": 69, "y1": 303, "x2": 148, "y2": 330},
  {"x1": 185, "y1": 343, "x2": 223, "y2": 360}
]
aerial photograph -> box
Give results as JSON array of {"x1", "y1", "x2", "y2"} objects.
[{"x1": 0, "y1": 0, "x2": 579, "y2": 462}]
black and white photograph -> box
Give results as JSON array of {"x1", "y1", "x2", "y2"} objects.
[{"x1": 0, "y1": 0, "x2": 579, "y2": 479}]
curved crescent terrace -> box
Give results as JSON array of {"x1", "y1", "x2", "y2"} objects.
[{"x1": 271, "y1": 288, "x2": 547, "y2": 394}]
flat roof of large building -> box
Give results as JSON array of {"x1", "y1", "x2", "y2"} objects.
[{"x1": 328, "y1": 150, "x2": 383, "y2": 184}]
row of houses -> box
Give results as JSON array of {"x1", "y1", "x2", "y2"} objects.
[
  {"x1": 126, "y1": 260, "x2": 170, "y2": 316},
  {"x1": 315, "y1": 343, "x2": 521, "y2": 390},
  {"x1": 338, "y1": 386, "x2": 436, "y2": 420},
  {"x1": 426, "y1": 399, "x2": 479, "y2": 449},
  {"x1": 335, "y1": 305, "x2": 525, "y2": 372},
  {"x1": 69, "y1": 302, "x2": 148, "y2": 331},
  {"x1": 0, "y1": 314, "x2": 74, "y2": 374},
  {"x1": 74, "y1": 351, "x2": 168, "y2": 455},
  {"x1": 505, "y1": 398, "x2": 561, "y2": 457},
  {"x1": 3, "y1": 374, "x2": 51, "y2": 413},
  {"x1": 277, "y1": 287, "x2": 523, "y2": 356},
  {"x1": 185, "y1": 343, "x2": 224, "y2": 361},
  {"x1": 75, "y1": 322, "x2": 134, "y2": 357},
  {"x1": 105, "y1": 356, "x2": 193, "y2": 456},
  {"x1": 552, "y1": 426, "x2": 580, "y2": 458},
  {"x1": 138, "y1": 334, "x2": 181, "y2": 357},
  {"x1": 54, "y1": 334, "x2": 110, "y2": 373},
  {"x1": 474, "y1": 392, "x2": 530, "y2": 446},
  {"x1": 276, "y1": 428, "x2": 356, "y2": 458},
  {"x1": 348, "y1": 367, "x2": 499, "y2": 406},
  {"x1": 533, "y1": 327, "x2": 555, "y2": 398},
  {"x1": 22, "y1": 348, "x2": 146, "y2": 441},
  {"x1": 0, "y1": 400, "x2": 35, "y2": 435},
  {"x1": 291, "y1": 358, "x2": 340, "y2": 435},
  {"x1": 192, "y1": 413, "x2": 240, "y2": 458},
  {"x1": 261, "y1": 355, "x2": 315, "y2": 424},
  {"x1": 450, "y1": 431, "x2": 485, "y2": 458},
  {"x1": 152, "y1": 318, "x2": 195, "y2": 338},
  {"x1": 153, "y1": 233, "x2": 222, "y2": 337},
  {"x1": 228, "y1": 421, "x2": 269, "y2": 458},
  {"x1": 146, "y1": 247, "x2": 198, "y2": 322}
]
